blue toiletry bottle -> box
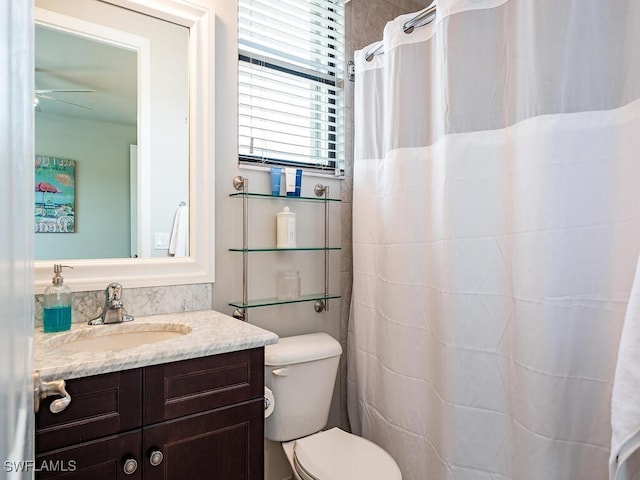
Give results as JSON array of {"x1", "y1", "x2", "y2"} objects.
[
  {"x1": 271, "y1": 167, "x2": 282, "y2": 196},
  {"x1": 295, "y1": 169, "x2": 302, "y2": 196},
  {"x1": 43, "y1": 264, "x2": 73, "y2": 333}
]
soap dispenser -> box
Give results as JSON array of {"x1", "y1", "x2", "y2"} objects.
[{"x1": 43, "y1": 264, "x2": 73, "y2": 333}]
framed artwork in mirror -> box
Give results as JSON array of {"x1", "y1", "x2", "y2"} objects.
[{"x1": 35, "y1": 155, "x2": 76, "y2": 233}]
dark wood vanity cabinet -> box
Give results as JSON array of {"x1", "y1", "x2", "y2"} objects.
[{"x1": 35, "y1": 348, "x2": 265, "y2": 479}]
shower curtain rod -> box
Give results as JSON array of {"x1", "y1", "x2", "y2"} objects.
[{"x1": 364, "y1": 2, "x2": 437, "y2": 62}]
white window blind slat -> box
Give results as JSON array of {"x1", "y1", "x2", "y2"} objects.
[
  {"x1": 240, "y1": 135, "x2": 341, "y2": 155},
  {"x1": 239, "y1": 38, "x2": 342, "y2": 79},
  {"x1": 239, "y1": 140, "x2": 333, "y2": 166},
  {"x1": 239, "y1": 66, "x2": 340, "y2": 124},
  {"x1": 239, "y1": 116, "x2": 345, "y2": 142},
  {"x1": 239, "y1": 81, "x2": 340, "y2": 116},
  {"x1": 238, "y1": 26, "x2": 345, "y2": 68},
  {"x1": 238, "y1": 60, "x2": 342, "y2": 97},
  {"x1": 239, "y1": 84, "x2": 340, "y2": 110},
  {"x1": 238, "y1": 0, "x2": 344, "y2": 171},
  {"x1": 239, "y1": 103, "x2": 343, "y2": 131},
  {"x1": 238, "y1": 14, "x2": 344, "y2": 56},
  {"x1": 238, "y1": 6, "x2": 345, "y2": 42},
  {"x1": 240, "y1": 0, "x2": 345, "y2": 29}
]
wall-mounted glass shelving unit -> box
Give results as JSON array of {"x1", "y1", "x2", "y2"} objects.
[{"x1": 229, "y1": 176, "x2": 341, "y2": 322}]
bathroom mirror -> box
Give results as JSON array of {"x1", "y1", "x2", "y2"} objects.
[
  {"x1": 34, "y1": 0, "x2": 215, "y2": 292},
  {"x1": 34, "y1": 13, "x2": 160, "y2": 261}
]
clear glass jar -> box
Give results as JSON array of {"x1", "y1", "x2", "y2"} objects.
[{"x1": 277, "y1": 271, "x2": 301, "y2": 301}]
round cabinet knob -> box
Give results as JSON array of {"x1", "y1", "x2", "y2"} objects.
[
  {"x1": 149, "y1": 450, "x2": 164, "y2": 467},
  {"x1": 122, "y1": 458, "x2": 138, "y2": 475}
]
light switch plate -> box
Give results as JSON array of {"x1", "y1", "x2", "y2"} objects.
[{"x1": 154, "y1": 232, "x2": 170, "y2": 249}]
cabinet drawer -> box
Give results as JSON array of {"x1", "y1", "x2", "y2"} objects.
[
  {"x1": 36, "y1": 369, "x2": 142, "y2": 453},
  {"x1": 36, "y1": 430, "x2": 141, "y2": 480},
  {"x1": 144, "y1": 347, "x2": 264, "y2": 424}
]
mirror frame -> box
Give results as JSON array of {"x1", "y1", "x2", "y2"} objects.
[{"x1": 34, "y1": 0, "x2": 215, "y2": 293}]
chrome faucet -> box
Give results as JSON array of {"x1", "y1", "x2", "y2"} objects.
[{"x1": 88, "y1": 283, "x2": 134, "y2": 325}]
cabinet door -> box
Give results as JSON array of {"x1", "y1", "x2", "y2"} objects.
[
  {"x1": 35, "y1": 430, "x2": 141, "y2": 480},
  {"x1": 142, "y1": 399, "x2": 264, "y2": 480},
  {"x1": 36, "y1": 369, "x2": 142, "y2": 452}
]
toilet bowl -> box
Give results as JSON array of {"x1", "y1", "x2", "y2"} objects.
[
  {"x1": 265, "y1": 333, "x2": 401, "y2": 480},
  {"x1": 282, "y1": 427, "x2": 401, "y2": 480}
]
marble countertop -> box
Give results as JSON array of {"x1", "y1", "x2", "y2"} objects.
[{"x1": 34, "y1": 310, "x2": 279, "y2": 381}]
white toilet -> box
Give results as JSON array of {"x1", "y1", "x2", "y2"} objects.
[{"x1": 265, "y1": 333, "x2": 402, "y2": 480}]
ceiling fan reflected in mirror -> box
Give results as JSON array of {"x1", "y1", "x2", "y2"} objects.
[{"x1": 34, "y1": 88, "x2": 95, "y2": 111}]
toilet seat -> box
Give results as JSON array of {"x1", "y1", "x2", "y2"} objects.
[{"x1": 292, "y1": 427, "x2": 401, "y2": 480}]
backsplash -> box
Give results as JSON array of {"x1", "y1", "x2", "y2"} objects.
[{"x1": 34, "y1": 283, "x2": 212, "y2": 327}]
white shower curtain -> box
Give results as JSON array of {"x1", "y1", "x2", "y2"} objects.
[{"x1": 347, "y1": 1, "x2": 640, "y2": 479}]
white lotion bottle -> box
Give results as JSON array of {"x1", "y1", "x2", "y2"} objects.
[
  {"x1": 284, "y1": 168, "x2": 297, "y2": 196},
  {"x1": 276, "y1": 206, "x2": 296, "y2": 248}
]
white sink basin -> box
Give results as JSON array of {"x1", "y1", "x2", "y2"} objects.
[{"x1": 44, "y1": 323, "x2": 192, "y2": 353}]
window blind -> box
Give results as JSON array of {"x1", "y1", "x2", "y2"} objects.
[{"x1": 238, "y1": 0, "x2": 345, "y2": 172}]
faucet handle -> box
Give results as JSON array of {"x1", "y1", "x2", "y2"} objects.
[
  {"x1": 107, "y1": 283, "x2": 123, "y2": 301},
  {"x1": 106, "y1": 283, "x2": 124, "y2": 309}
]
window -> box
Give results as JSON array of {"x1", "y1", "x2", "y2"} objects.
[{"x1": 238, "y1": 0, "x2": 345, "y2": 173}]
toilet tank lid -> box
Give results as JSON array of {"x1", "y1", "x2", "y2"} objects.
[{"x1": 265, "y1": 333, "x2": 342, "y2": 366}]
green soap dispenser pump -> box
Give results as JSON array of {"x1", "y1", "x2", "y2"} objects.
[{"x1": 43, "y1": 264, "x2": 73, "y2": 333}]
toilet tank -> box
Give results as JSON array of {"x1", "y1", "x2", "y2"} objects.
[{"x1": 265, "y1": 333, "x2": 342, "y2": 442}]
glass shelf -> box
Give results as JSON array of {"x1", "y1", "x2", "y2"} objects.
[
  {"x1": 229, "y1": 247, "x2": 341, "y2": 252},
  {"x1": 230, "y1": 192, "x2": 341, "y2": 202},
  {"x1": 229, "y1": 293, "x2": 341, "y2": 309}
]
